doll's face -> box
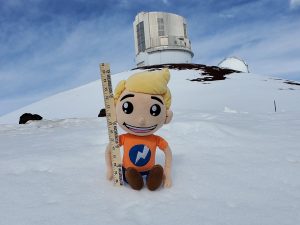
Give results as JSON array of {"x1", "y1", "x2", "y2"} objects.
[{"x1": 116, "y1": 90, "x2": 172, "y2": 136}]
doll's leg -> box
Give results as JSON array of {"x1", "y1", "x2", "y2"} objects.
[
  {"x1": 146, "y1": 165, "x2": 163, "y2": 191},
  {"x1": 125, "y1": 167, "x2": 144, "y2": 190}
]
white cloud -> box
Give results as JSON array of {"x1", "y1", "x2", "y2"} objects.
[
  {"x1": 162, "y1": 0, "x2": 170, "y2": 5},
  {"x1": 0, "y1": 14, "x2": 135, "y2": 116},
  {"x1": 290, "y1": 0, "x2": 300, "y2": 9},
  {"x1": 191, "y1": 19, "x2": 300, "y2": 78}
]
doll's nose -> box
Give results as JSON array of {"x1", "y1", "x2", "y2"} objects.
[{"x1": 138, "y1": 117, "x2": 146, "y2": 126}]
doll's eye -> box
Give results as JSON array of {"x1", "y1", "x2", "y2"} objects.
[
  {"x1": 150, "y1": 104, "x2": 161, "y2": 116},
  {"x1": 122, "y1": 101, "x2": 134, "y2": 114}
]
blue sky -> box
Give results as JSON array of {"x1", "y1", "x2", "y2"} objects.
[{"x1": 0, "y1": 0, "x2": 300, "y2": 116}]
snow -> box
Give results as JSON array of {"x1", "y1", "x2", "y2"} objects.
[
  {"x1": 0, "y1": 70, "x2": 299, "y2": 124},
  {"x1": 223, "y1": 106, "x2": 238, "y2": 113},
  {"x1": 1, "y1": 69, "x2": 300, "y2": 225},
  {"x1": 218, "y1": 57, "x2": 249, "y2": 73}
]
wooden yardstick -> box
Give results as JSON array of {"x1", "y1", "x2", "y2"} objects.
[{"x1": 99, "y1": 63, "x2": 123, "y2": 186}]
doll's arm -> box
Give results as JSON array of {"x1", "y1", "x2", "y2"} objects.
[
  {"x1": 105, "y1": 143, "x2": 113, "y2": 180},
  {"x1": 163, "y1": 145, "x2": 173, "y2": 188}
]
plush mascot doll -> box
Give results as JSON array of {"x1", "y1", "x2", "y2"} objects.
[{"x1": 105, "y1": 68, "x2": 173, "y2": 191}]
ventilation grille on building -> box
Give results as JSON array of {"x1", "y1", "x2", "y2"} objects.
[
  {"x1": 136, "y1": 21, "x2": 146, "y2": 53},
  {"x1": 157, "y1": 18, "x2": 165, "y2": 36}
]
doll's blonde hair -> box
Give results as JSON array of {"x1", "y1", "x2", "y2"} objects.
[{"x1": 114, "y1": 68, "x2": 171, "y2": 109}]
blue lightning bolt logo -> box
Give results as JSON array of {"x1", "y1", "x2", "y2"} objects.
[
  {"x1": 135, "y1": 146, "x2": 150, "y2": 164},
  {"x1": 129, "y1": 144, "x2": 151, "y2": 167}
]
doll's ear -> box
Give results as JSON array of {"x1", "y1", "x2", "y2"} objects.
[{"x1": 165, "y1": 110, "x2": 173, "y2": 124}]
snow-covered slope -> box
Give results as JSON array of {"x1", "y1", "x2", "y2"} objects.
[
  {"x1": 0, "y1": 68, "x2": 300, "y2": 225},
  {"x1": 0, "y1": 69, "x2": 299, "y2": 124}
]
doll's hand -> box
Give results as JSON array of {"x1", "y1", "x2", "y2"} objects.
[
  {"x1": 106, "y1": 167, "x2": 113, "y2": 181},
  {"x1": 163, "y1": 174, "x2": 172, "y2": 188}
]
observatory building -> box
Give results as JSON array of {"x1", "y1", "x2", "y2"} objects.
[
  {"x1": 218, "y1": 57, "x2": 249, "y2": 73},
  {"x1": 133, "y1": 12, "x2": 194, "y2": 67}
]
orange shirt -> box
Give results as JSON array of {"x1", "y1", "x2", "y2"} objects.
[{"x1": 119, "y1": 133, "x2": 168, "y2": 172}]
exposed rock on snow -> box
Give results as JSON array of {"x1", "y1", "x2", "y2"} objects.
[
  {"x1": 19, "y1": 113, "x2": 43, "y2": 124},
  {"x1": 135, "y1": 63, "x2": 239, "y2": 82},
  {"x1": 284, "y1": 80, "x2": 300, "y2": 86},
  {"x1": 98, "y1": 108, "x2": 106, "y2": 117}
]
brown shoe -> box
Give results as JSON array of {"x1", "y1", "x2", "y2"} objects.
[
  {"x1": 125, "y1": 167, "x2": 144, "y2": 190},
  {"x1": 146, "y1": 165, "x2": 164, "y2": 191}
]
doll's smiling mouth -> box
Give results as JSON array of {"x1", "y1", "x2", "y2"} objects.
[{"x1": 123, "y1": 123, "x2": 157, "y2": 133}]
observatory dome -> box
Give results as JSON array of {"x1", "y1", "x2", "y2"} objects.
[{"x1": 218, "y1": 57, "x2": 249, "y2": 73}]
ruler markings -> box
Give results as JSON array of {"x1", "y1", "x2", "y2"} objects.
[{"x1": 100, "y1": 63, "x2": 123, "y2": 186}]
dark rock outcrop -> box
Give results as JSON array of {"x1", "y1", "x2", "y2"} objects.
[
  {"x1": 133, "y1": 63, "x2": 240, "y2": 83},
  {"x1": 19, "y1": 113, "x2": 43, "y2": 124},
  {"x1": 284, "y1": 81, "x2": 300, "y2": 86},
  {"x1": 98, "y1": 108, "x2": 106, "y2": 117}
]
